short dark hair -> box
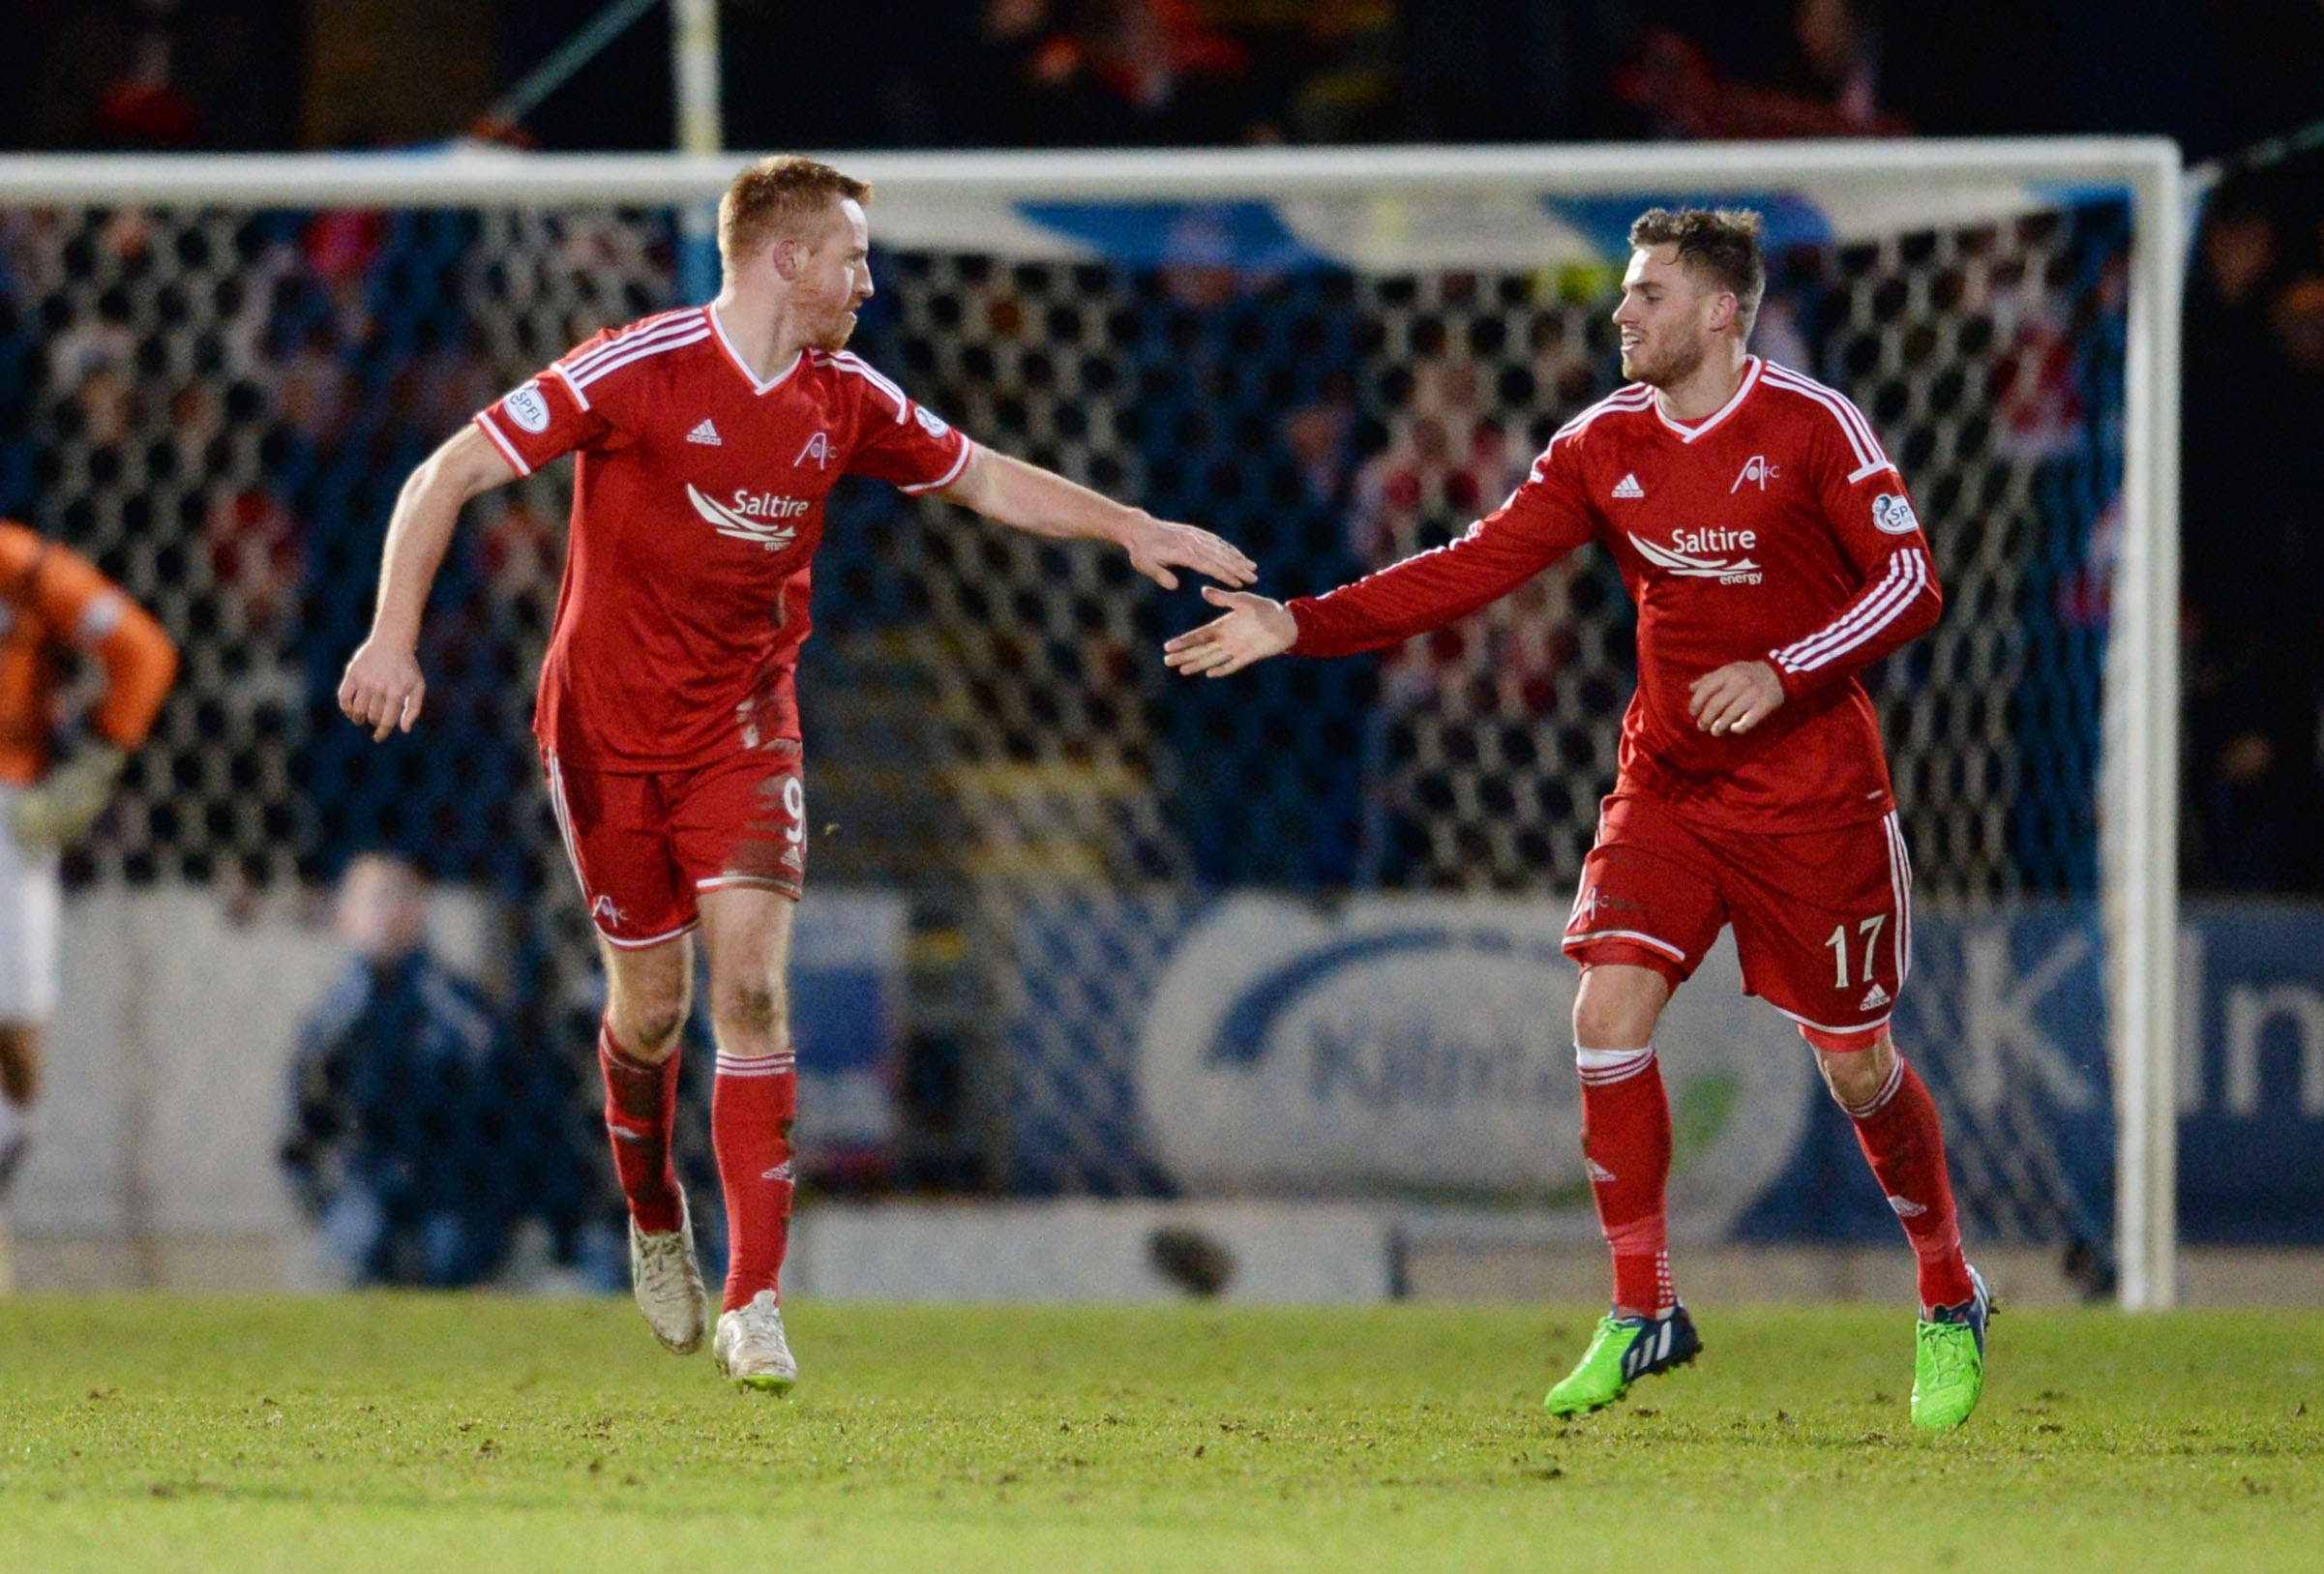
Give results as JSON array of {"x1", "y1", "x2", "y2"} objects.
[
  {"x1": 719, "y1": 155, "x2": 872, "y2": 269},
  {"x1": 1627, "y1": 207, "x2": 1767, "y2": 336}
]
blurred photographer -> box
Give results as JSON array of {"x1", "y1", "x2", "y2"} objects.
[{"x1": 281, "y1": 853, "x2": 593, "y2": 1288}]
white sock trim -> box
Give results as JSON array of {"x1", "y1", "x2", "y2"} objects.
[
  {"x1": 714, "y1": 1052, "x2": 796, "y2": 1078},
  {"x1": 1575, "y1": 1043, "x2": 1656, "y2": 1085},
  {"x1": 1842, "y1": 1054, "x2": 1908, "y2": 1119}
]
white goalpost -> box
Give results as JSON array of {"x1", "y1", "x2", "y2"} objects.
[{"x1": 0, "y1": 138, "x2": 2182, "y2": 1306}]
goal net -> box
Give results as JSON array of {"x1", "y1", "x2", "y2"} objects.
[{"x1": 0, "y1": 142, "x2": 2179, "y2": 1304}]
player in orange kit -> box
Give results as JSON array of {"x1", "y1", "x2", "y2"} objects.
[
  {"x1": 0, "y1": 521, "x2": 178, "y2": 1288},
  {"x1": 1166, "y1": 208, "x2": 1989, "y2": 1430}
]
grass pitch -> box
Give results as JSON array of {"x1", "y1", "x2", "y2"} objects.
[{"x1": 1, "y1": 1296, "x2": 2317, "y2": 1572}]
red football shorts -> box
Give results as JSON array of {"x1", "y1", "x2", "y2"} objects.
[
  {"x1": 1563, "y1": 792, "x2": 1913, "y2": 1037},
  {"x1": 543, "y1": 736, "x2": 808, "y2": 950}
]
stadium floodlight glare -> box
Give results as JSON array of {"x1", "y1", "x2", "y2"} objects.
[{"x1": 0, "y1": 138, "x2": 2180, "y2": 1307}]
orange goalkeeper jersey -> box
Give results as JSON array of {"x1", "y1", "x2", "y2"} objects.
[{"x1": 0, "y1": 520, "x2": 178, "y2": 786}]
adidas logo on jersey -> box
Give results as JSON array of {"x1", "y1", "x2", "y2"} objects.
[
  {"x1": 1886, "y1": 1193, "x2": 1927, "y2": 1218},
  {"x1": 1612, "y1": 473, "x2": 1645, "y2": 499},
  {"x1": 1860, "y1": 982, "x2": 1892, "y2": 1010},
  {"x1": 687, "y1": 419, "x2": 722, "y2": 445},
  {"x1": 1587, "y1": 1159, "x2": 1618, "y2": 1183}
]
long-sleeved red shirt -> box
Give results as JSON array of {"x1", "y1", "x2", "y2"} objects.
[{"x1": 1290, "y1": 358, "x2": 1942, "y2": 833}]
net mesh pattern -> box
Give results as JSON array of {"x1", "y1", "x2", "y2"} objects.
[{"x1": 0, "y1": 192, "x2": 2128, "y2": 1240}]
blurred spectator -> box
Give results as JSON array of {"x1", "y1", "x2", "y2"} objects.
[
  {"x1": 272, "y1": 322, "x2": 356, "y2": 453},
  {"x1": 1349, "y1": 359, "x2": 1525, "y2": 559},
  {"x1": 203, "y1": 488, "x2": 302, "y2": 640},
  {"x1": 1227, "y1": 0, "x2": 1403, "y2": 145},
  {"x1": 48, "y1": 299, "x2": 141, "y2": 450},
  {"x1": 1349, "y1": 357, "x2": 1548, "y2": 712},
  {"x1": 20, "y1": 0, "x2": 300, "y2": 152},
  {"x1": 1282, "y1": 380, "x2": 1356, "y2": 514},
  {"x1": 387, "y1": 326, "x2": 503, "y2": 451},
  {"x1": 1615, "y1": 0, "x2": 1909, "y2": 140},
  {"x1": 950, "y1": 0, "x2": 1260, "y2": 147},
  {"x1": 1984, "y1": 259, "x2": 2091, "y2": 463},
  {"x1": 280, "y1": 853, "x2": 598, "y2": 1287},
  {"x1": 2183, "y1": 177, "x2": 2324, "y2": 891}
]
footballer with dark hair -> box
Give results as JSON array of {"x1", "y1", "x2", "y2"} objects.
[{"x1": 1167, "y1": 207, "x2": 1989, "y2": 1430}]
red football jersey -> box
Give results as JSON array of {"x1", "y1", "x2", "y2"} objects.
[
  {"x1": 1289, "y1": 357, "x2": 1943, "y2": 832},
  {"x1": 474, "y1": 306, "x2": 973, "y2": 770}
]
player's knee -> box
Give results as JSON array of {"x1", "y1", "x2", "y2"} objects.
[
  {"x1": 711, "y1": 979, "x2": 788, "y2": 1044},
  {"x1": 606, "y1": 955, "x2": 691, "y2": 1055},
  {"x1": 609, "y1": 990, "x2": 687, "y2": 1059},
  {"x1": 1811, "y1": 1032, "x2": 1894, "y2": 1108},
  {"x1": 617, "y1": 1001, "x2": 688, "y2": 1056},
  {"x1": 1572, "y1": 971, "x2": 1665, "y2": 1052},
  {"x1": 1573, "y1": 998, "x2": 1655, "y2": 1051}
]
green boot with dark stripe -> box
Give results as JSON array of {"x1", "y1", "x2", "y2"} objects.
[{"x1": 1543, "y1": 1303, "x2": 1702, "y2": 1416}]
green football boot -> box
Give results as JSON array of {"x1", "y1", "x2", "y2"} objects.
[
  {"x1": 1910, "y1": 1263, "x2": 1993, "y2": 1430},
  {"x1": 1543, "y1": 1303, "x2": 1702, "y2": 1416}
]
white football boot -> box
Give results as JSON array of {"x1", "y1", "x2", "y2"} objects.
[
  {"x1": 711, "y1": 1290, "x2": 798, "y2": 1393},
  {"x1": 628, "y1": 1186, "x2": 708, "y2": 1355}
]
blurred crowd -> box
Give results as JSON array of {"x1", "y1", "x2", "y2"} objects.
[
  {"x1": 2183, "y1": 164, "x2": 2324, "y2": 892},
  {"x1": 0, "y1": 0, "x2": 2311, "y2": 160},
  {"x1": 0, "y1": 0, "x2": 2321, "y2": 903}
]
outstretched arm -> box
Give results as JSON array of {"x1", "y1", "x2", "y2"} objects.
[
  {"x1": 338, "y1": 425, "x2": 517, "y2": 741},
  {"x1": 1169, "y1": 478, "x2": 1593, "y2": 679},
  {"x1": 1248, "y1": 440, "x2": 1599, "y2": 666},
  {"x1": 937, "y1": 448, "x2": 1256, "y2": 591},
  {"x1": 1163, "y1": 585, "x2": 1300, "y2": 678}
]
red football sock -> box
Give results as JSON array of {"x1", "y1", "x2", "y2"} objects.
[
  {"x1": 599, "y1": 1025, "x2": 682, "y2": 1235},
  {"x1": 712, "y1": 1049, "x2": 798, "y2": 1314},
  {"x1": 1842, "y1": 1053, "x2": 1975, "y2": 1312},
  {"x1": 1577, "y1": 1044, "x2": 1676, "y2": 1316}
]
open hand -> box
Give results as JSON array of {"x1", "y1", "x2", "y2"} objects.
[
  {"x1": 1162, "y1": 586, "x2": 1298, "y2": 678},
  {"x1": 1687, "y1": 659, "x2": 1785, "y2": 736},
  {"x1": 1124, "y1": 517, "x2": 1257, "y2": 592},
  {"x1": 339, "y1": 637, "x2": 426, "y2": 741}
]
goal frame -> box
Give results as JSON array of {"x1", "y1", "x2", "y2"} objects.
[{"x1": 0, "y1": 137, "x2": 2184, "y2": 1307}]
